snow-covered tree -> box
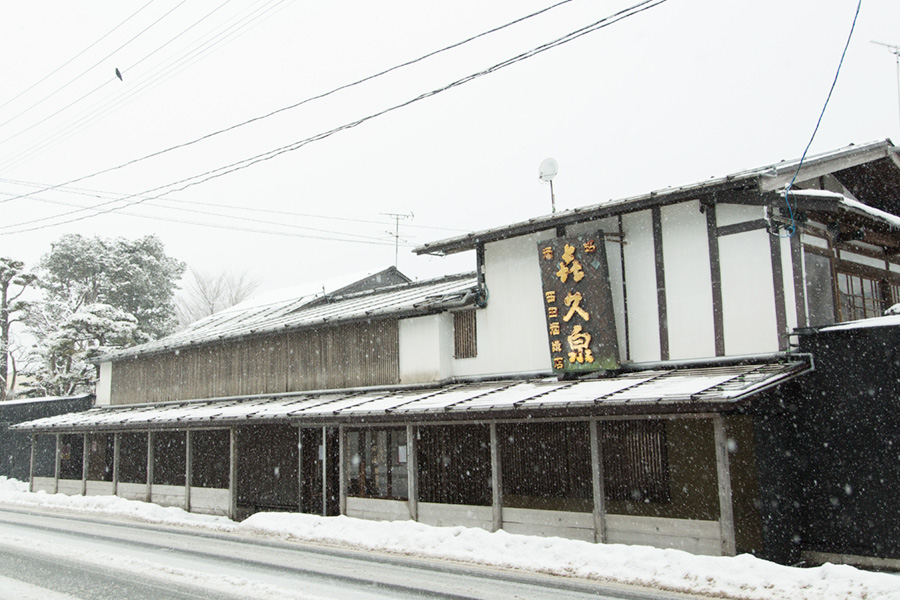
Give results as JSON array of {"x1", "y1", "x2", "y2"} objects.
[
  {"x1": 0, "y1": 257, "x2": 36, "y2": 400},
  {"x1": 22, "y1": 234, "x2": 184, "y2": 396}
]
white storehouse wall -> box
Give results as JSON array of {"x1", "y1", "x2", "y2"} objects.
[
  {"x1": 661, "y1": 200, "x2": 716, "y2": 360},
  {"x1": 621, "y1": 210, "x2": 661, "y2": 362}
]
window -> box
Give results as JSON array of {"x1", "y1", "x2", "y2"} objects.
[
  {"x1": 837, "y1": 272, "x2": 883, "y2": 321},
  {"x1": 87, "y1": 433, "x2": 115, "y2": 482},
  {"x1": 58, "y1": 433, "x2": 84, "y2": 480},
  {"x1": 601, "y1": 420, "x2": 670, "y2": 503},
  {"x1": 417, "y1": 425, "x2": 491, "y2": 506},
  {"x1": 499, "y1": 422, "x2": 592, "y2": 512},
  {"x1": 453, "y1": 310, "x2": 477, "y2": 359},
  {"x1": 119, "y1": 432, "x2": 148, "y2": 484},
  {"x1": 347, "y1": 428, "x2": 408, "y2": 500}
]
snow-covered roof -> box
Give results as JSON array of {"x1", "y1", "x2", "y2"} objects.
[
  {"x1": 14, "y1": 359, "x2": 810, "y2": 432},
  {"x1": 416, "y1": 139, "x2": 900, "y2": 256},
  {"x1": 100, "y1": 271, "x2": 477, "y2": 361},
  {"x1": 0, "y1": 393, "x2": 93, "y2": 408},
  {"x1": 817, "y1": 314, "x2": 900, "y2": 332}
]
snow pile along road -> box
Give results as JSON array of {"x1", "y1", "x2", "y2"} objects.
[{"x1": 1, "y1": 477, "x2": 897, "y2": 600}]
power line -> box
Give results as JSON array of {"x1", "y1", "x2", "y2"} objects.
[
  {"x1": 0, "y1": 175, "x2": 468, "y2": 233},
  {"x1": 0, "y1": 0, "x2": 191, "y2": 144},
  {"x1": 0, "y1": 0, "x2": 292, "y2": 171},
  {"x1": 0, "y1": 0, "x2": 668, "y2": 236},
  {"x1": 0, "y1": 0, "x2": 156, "y2": 112},
  {"x1": 0, "y1": 0, "x2": 574, "y2": 205},
  {"x1": 780, "y1": 0, "x2": 862, "y2": 238}
]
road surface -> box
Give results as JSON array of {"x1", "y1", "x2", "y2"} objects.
[{"x1": 0, "y1": 506, "x2": 705, "y2": 600}]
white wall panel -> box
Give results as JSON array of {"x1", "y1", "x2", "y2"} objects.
[
  {"x1": 399, "y1": 314, "x2": 450, "y2": 384},
  {"x1": 621, "y1": 210, "x2": 660, "y2": 362},
  {"x1": 661, "y1": 201, "x2": 715, "y2": 360},
  {"x1": 96, "y1": 362, "x2": 112, "y2": 406},
  {"x1": 719, "y1": 230, "x2": 779, "y2": 354},
  {"x1": 452, "y1": 232, "x2": 555, "y2": 378},
  {"x1": 781, "y1": 236, "x2": 799, "y2": 333},
  {"x1": 716, "y1": 204, "x2": 764, "y2": 227}
]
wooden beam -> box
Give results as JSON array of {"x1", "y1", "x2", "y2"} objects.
[
  {"x1": 490, "y1": 422, "x2": 502, "y2": 532},
  {"x1": 589, "y1": 419, "x2": 606, "y2": 543},
  {"x1": 297, "y1": 427, "x2": 304, "y2": 514},
  {"x1": 113, "y1": 433, "x2": 120, "y2": 497},
  {"x1": 229, "y1": 428, "x2": 238, "y2": 521},
  {"x1": 406, "y1": 424, "x2": 418, "y2": 521},
  {"x1": 185, "y1": 430, "x2": 192, "y2": 513},
  {"x1": 81, "y1": 433, "x2": 89, "y2": 496},
  {"x1": 321, "y1": 426, "x2": 327, "y2": 517},
  {"x1": 28, "y1": 434, "x2": 35, "y2": 493},
  {"x1": 146, "y1": 431, "x2": 154, "y2": 503},
  {"x1": 713, "y1": 415, "x2": 737, "y2": 556},
  {"x1": 54, "y1": 433, "x2": 60, "y2": 494},
  {"x1": 338, "y1": 425, "x2": 347, "y2": 516}
]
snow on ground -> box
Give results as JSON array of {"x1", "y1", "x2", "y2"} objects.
[{"x1": 1, "y1": 477, "x2": 898, "y2": 600}]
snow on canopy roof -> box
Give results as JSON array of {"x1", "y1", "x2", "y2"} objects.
[
  {"x1": 416, "y1": 139, "x2": 899, "y2": 256},
  {"x1": 99, "y1": 271, "x2": 477, "y2": 362},
  {"x1": 14, "y1": 359, "x2": 811, "y2": 432}
]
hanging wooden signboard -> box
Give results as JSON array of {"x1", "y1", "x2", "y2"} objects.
[{"x1": 537, "y1": 233, "x2": 619, "y2": 374}]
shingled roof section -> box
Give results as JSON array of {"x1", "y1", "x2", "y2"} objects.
[{"x1": 99, "y1": 271, "x2": 478, "y2": 362}]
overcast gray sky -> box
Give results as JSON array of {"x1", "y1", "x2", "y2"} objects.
[{"x1": 2, "y1": 0, "x2": 899, "y2": 294}]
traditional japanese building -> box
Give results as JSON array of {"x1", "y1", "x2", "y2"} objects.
[{"x1": 15, "y1": 139, "x2": 900, "y2": 566}]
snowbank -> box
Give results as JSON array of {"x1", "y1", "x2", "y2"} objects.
[{"x1": 1, "y1": 477, "x2": 897, "y2": 599}]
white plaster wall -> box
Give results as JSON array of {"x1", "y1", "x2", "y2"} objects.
[
  {"x1": 661, "y1": 201, "x2": 715, "y2": 360},
  {"x1": 451, "y1": 231, "x2": 555, "y2": 378},
  {"x1": 781, "y1": 236, "x2": 799, "y2": 333},
  {"x1": 715, "y1": 204, "x2": 765, "y2": 227},
  {"x1": 399, "y1": 314, "x2": 451, "y2": 384},
  {"x1": 96, "y1": 361, "x2": 112, "y2": 406},
  {"x1": 621, "y1": 210, "x2": 661, "y2": 362},
  {"x1": 719, "y1": 230, "x2": 779, "y2": 354}
]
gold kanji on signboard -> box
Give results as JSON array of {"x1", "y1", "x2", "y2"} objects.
[
  {"x1": 551, "y1": 340, "x2": 562, "y2": 352},
  {"x1": 567, "y1": 325, "x2": 594, "y2": 364},
  {"x1": 549, "y1": 322, "x2": 560, "y2": 335},
  {"x1": 545, "y1": 291, "x2": 556, "y2": 304},
  {"x1": 541, "y1": 246, "x2": 554, "y2": 260},
  {"x1": 563, "y1": 291, "x2": 590, "y2": 322},
  {"x1": 583, "y1": 239, "x2": 597, "y2": 253},
  {"x1": 556, "y1": 243, "x2": 584, "y2": 283}
]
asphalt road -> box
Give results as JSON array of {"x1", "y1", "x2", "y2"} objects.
[{"x1": 0, "y1": 506, "x2": 706, "y2": 600}]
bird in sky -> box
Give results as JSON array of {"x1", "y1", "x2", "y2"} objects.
[{"x1": 115, "y1": 68, "x2": 123, "y2": 81}]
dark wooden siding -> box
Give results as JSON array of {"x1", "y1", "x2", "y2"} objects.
[{"x1": 110, "y1": 319, "x2": 400, "y2": 404}]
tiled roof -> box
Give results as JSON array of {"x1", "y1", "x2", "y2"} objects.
[
  {"x1": 100, "y1": 272, "x2": 478, "y2": 361},
  {"x1": 15, "y1": 359, "x2": 810, "y2": 432}
]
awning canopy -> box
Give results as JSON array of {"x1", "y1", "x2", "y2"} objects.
[{"x1": 14, "y1": 359, "x2": 810, "y2": 433}]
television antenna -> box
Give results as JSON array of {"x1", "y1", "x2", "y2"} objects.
[
  {"x1": 872, "y1": 41, "x2": 900, "y2": 133},
  {"x1": 539, "y1": 158, "x2": 559, "y2": 213},
  {"x1": 382, "y1": 211, "x2": 413, "y2": 267}
]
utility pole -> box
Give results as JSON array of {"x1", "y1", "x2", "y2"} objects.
[
  {"x1": 382, "y1": 212, "x2": 413, "y2": 268},
  {"x1": 872, "y1": 41, "x2": 900, "y2": 134}
]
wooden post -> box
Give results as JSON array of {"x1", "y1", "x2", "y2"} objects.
[
  {"x1": 338, "y1": 425, "x2": 346, "y2": 516},
  {"x1": 406, "y1": 424, "x2": 418, "y2": 522},
  {"x1": 713, "y1": 415, "x2": 737, "y2": 556},
  {"x1": 321, "y1": 426, "x2": 327, "y2": 517},
  {"x1": 28, "y1": 434, "x2": 35, "y2": 493},
  {"x1": 229, "y1": 427, "x2": 238, "y2": 521},
  {"x1": 297, "y1": 427, "x2": 304, "y2": 514},
  {"x1": 589, "y1": 419, "x2": 607, "y2": 543},
  {"x1": 81, "y1": 432, "x2": 89, "y2": 496},
  {"x1": 146, "y1": 431, "x2": 154, "y2": 503},
  {"x1": 113, "y1": 433, "x2": 120, "y2": 497},
  {"x1": 490, "y1": 422, "x2": 502, "y2": 532},
  {"x1": 185, "y1": 430, "x2": 192, "y2": 513},
  {"x1": 53, "y1": 433, "x2": 60, "y2": 494}
]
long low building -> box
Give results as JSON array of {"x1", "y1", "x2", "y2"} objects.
[{"x1": 15, "y1": 140, "x2": 900, "y2": 566}]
